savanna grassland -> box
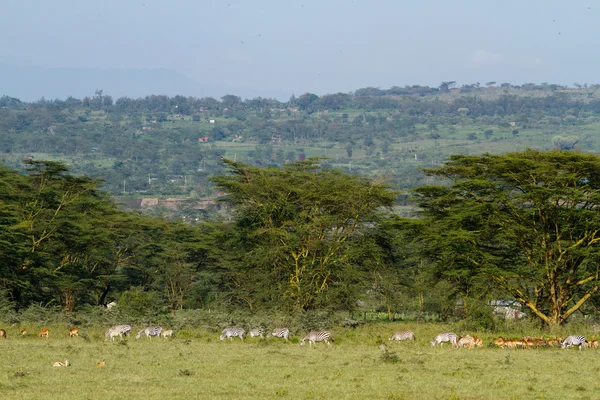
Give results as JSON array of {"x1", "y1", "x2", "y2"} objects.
[{"x1": 1, "y1": 323, "x2": 599, "y2": 400}]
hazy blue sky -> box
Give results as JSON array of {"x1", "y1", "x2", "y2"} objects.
[{"x1": 1, "y1": 0, "x2": 598, "y2": 98}]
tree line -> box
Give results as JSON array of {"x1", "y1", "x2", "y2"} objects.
[{"x1": 2, "y1": 151, "x2": 600, "y2": 327}]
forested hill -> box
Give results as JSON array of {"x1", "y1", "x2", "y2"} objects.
[{"x1": 1, "y1": 82, "x2": 600, "y2": 220}]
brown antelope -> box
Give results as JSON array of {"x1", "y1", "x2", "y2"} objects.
[
  {"x1": 586, "y1": 339, "x2": 599, "y2": 348},
  {"x1": 39, "y1": 328, "x2": 49, "y2": 339},
  {"x1": 455, "y1": 335, "x2": 475, "y2": 349},
  {"x1": 96, "y1": 360, "x2": 105, "y2": 367},
  {"x1": 52, "y1": 360, "x2": 70, "y2": 367},
  {"x1": 473, "y1": 336, "x2": 484, "y2": 348},
  {"x1": 0, "y1": 329, "x2": 6, "y2": 339},
  {"x1": 69, "y1": 327, "x2": 79, "y2": 338},
  {"x1": 492, "y1": 337, "x2": 505, "y2": 348},
  {"x1": 161, "y1": 329, "x2": 174, "y2": 339},
  {"x1": 20, "y1": 329, "x2": 27, "y2": 336}
]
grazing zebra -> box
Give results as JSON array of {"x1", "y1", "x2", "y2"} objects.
[
  {"x1": 389, "y1": 330, "x2": 416, "y2": 342},
  {"x1": 220, "y1": 328, "x2": 245, "y2": 341},
  {"x1": 136, "y1": 326, "x2": 163, "y2": 339},
  {"x1": 431, "y1": 332, "x2": 458, "y2": 347},
  {"x1": 561, "y1": 335, "x2": 587, "y2": 350},
  {"x1": 270, "y1": 328, "x2": 290, "y2": 341},
  {"x1": 248, "y1": 328, "x2": 264, "y2": 338},
  {"x1": 105, "y1": 325, "x2": 132, "y2": 341},
  {"x1": 161, "y1": 329, "x2": 174, "y2": 339},
  {"x1": 300, "y1": 331, "x2": 332, "y2": 347}
]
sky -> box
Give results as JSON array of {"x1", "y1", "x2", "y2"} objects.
[{"x1": 1, "y1": 0, "x2": 598, "y2": 99}]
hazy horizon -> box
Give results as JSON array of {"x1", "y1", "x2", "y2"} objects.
[{"x1": 2, "y1": 0, "x2": 599, "y2": 100}]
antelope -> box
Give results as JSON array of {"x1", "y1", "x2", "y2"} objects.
[
  {"x1": 455, "y1": 335, "x2": 475, "y2": 349},
  {"x1": 20, "y1": 329, "x2": 27, "y2": 336},
  {"x1": 96, "y1": 360, "x2": 105, "y2": 367},
  {"x1": 52, "y1": 360, "x2": 70, "y2": 367},
  {"x1": 39, "y1": 328, "x2": 49, "y2": 339},
  {"x1": 69, "y1": 327, "x2": 79, "y2": 338},
  {"x1": 492, "y1": 337, "x2": 505, "y2": 348},
  {"x1": 473, "y1": 336, "x2": 484, "y2": 348},
  {"x1": 161, "y1": 329, "x2": 174, "y2": 339},
  {"x1": 0, "y1": 329, "x2": 6, "y2": 339}
]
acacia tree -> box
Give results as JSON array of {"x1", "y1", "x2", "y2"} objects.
[
  {"x1": 414, "y1": 150, "x2": 600, "y2": 326},
  {"x1": 212, "y1": 158, "x2": 396, "y2": 311}
]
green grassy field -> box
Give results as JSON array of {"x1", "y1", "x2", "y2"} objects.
[{"x1": 1, "y1": 323, "x2": 598, "y2": 399}]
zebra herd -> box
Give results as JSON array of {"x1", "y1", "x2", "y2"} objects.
[
  {"x1": 219, "y1": 327, "x2": 329, "y2": 346},
  {"x1": 104, "y1": 325, "x2": 174, "y2": 341}
]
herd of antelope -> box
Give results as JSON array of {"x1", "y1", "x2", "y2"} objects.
[
  {"x1": 0, "y1": 327, "x2": 79, "y2": 339},
  {"x1": 386, "y1": 330, "x2": 598, "y2": 350}
]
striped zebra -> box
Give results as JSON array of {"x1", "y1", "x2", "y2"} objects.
[
  {"x1": 248, "y1": 328, "x2": 264, "y2": 338},
  {"x1": 389, "y1": 330, "x2": 416, "y2": 342},
  {"x1": 220, "y1": 328, "x2": 245, "y2": 341},
  {"x1": 561, "y1": 335, "x2": 587, "y2": 350},
  {"x1": 431, "y1": 332, "x2": 458, "y2": 347},
  {"x1": 136, "y1": 326, "x2": 163, "y2": 339},
  {"x1": 270, "y1": 328, "x2": 290, "y2": 341},
  {"x1": 300, "y1": 331, "x2": 331, "y2": 347},
  {"x1": 105, "y1": 325, "x2": 131, "y2": 341}
]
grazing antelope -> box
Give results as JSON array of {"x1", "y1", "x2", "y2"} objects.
[
  {"x1": 0, "y1": 329, "x2": 6, "y2": 339},
  {"x1": 96, "y1": 360, "x2": 105, "y2": 367},
  {"x1": 20, "y1": 329, "x2": 27, "y2": 336},
  {"x1": 161, "y1": 329, "x2": 174, "y2": 339},
  {"x1": 455, "y1": 335, "x2": 475, "y2": 349},
  {"x1": 587, "y1": 338, "x2": 599, "y2": 349},
  {"x1": 492, "y1": 337, "x2": 505, "y2": 348},
  {"x1": 52, "y1": 360, "x2": 70, "y2": 367},
  {"x1": 473, "y1": 337, "x2": 484, "y2": 348},
  {"x1": 69, "y1": 327, "x2": 79, "y2": 338},
  {"x1": 39, "y1": 328, "x2": 49, "y2": 339}
]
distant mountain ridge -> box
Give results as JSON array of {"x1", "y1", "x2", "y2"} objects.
[{"x1": 0, "y1": 64, "x2": 290, "y2": 101}]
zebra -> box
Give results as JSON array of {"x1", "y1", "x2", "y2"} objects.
[
  {"x1": 389, "y1": 330, "x2": 416, "y2": 342},
  {"x1": 301, "y1": 331, "x2": 332, "y2": 347},
  {"x1": 431, "y1": 332, "x2": 458, "y2": 347},
  {"x1": 136, "y1": 326, "x2": 163, "y2": 339},
  {"x1": 270, "y1": 328, "x2": 290, "y2": 341},
  {"x1": 220, "y1": 328, "x2": 245, "y2": 341},
  {"x1": 561, "y1": 335, "x2": 587, "y2": 350},
  {"x1": 248, "y1": 328, "x2": 264, "y2": 338},
  {"x1": 105, "y1": 325, "x2": 131, "y2": 341}
]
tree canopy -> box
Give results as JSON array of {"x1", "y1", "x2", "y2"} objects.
[
  {"x1": 414, "y1": 150, "x2": 600, "y2": 326},
  {"x1": 211, "y1": 158, "x2": 397, "y2": 311}
]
